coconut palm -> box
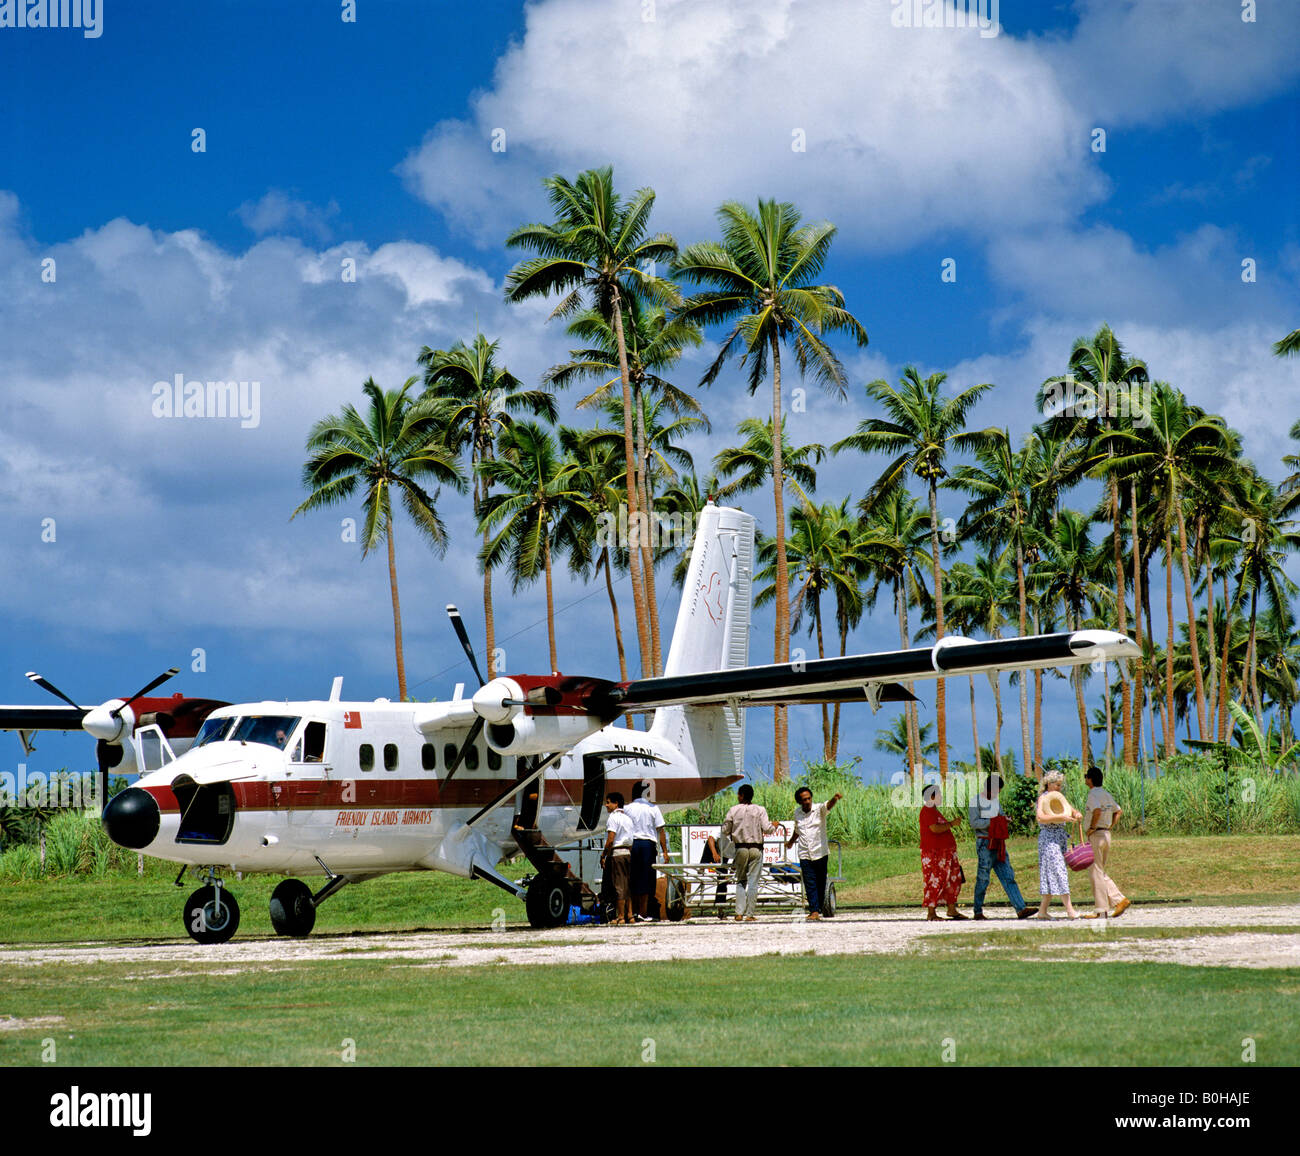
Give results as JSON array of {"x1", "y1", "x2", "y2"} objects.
[
  {"x1": 1274, "y1": 329, "x2": 1300, "y2": 357},
  {"x1": 293, "y1": 377, "x2": 465, "y2": 700},
  {"x1": 419, "y1": 334, "x2": 556, "y2": 677},
  {"x1": 546, "y1": 297, "x2": 706, "y2": 672},
  {"x1": 713, "y1": 417, "x2": 824, "y2": 504},
  {"x1": 477, "y1": 422, "x2": 587, "y2": 674},
  {"x1": 875, "y1": 715, "x2": 939, "y2": 777},
  {"x1": 676, "y1": 198, "x2": 869, "y2": 779},
  {"x1": 837, "y1": 368, "x2": 996, "y2": 780},
  {"x1": 504, "y1": 166, "x2": 680, "y2": 678}
]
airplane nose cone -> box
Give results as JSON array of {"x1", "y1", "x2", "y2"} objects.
[{"x1": 102, "y1": 787, "x2": 159, "y2": 849}]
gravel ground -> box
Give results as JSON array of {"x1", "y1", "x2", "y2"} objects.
[{"x1": 4, "y1": 903, "x2": 1298, "y2": 971}]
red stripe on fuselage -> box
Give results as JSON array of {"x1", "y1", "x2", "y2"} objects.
[{"x1": 141, "y1": 775, "x2": 742, "y2": 814}]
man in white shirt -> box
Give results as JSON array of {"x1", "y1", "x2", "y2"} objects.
[
  {"x1": 601, "y1": 793, "x2": 635, "y2": 925},
  {"x1": 785, "y1": 787, "x2": 841, "y2": 920},
  {"x1": 1083, "y1": 766, "x2": 1130, "y2": 918},
  {"x1": 721, "y1": 784, "x2": 776, "y2": 921},
  {"x1": 624, "y1": 780, "x2": 670, "y2": 922}
]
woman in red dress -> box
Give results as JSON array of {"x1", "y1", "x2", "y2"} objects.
[{"x1": 919, "y1": 783, "x2": 967, "y2": 921}]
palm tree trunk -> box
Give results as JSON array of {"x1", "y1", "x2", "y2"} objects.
[
  {"x1": 1175, "y1": 504, "x2": 1208, "y2": 739},
  {"x1": 479, "y1": 468, "x2": 497, "y2": 678},
  {"x1": 386, "y1": 508, "x2": 407, "y2": 700},
  {"x1": 831, "y1": 622, "x2": 847, "y2": 762},
  {"x1": 600, "y1": 549, "x2": 628, "y2": 682},
  {"x1": 814, "y1": 593, "x2": 830, "y2": 761},
  {"x1": 898, "y1": 582, "x2": 918, "y2": 779},
  {"x1": 770, "y1": 330, "x2": 790, "y2": 781},
  {"x1": 1015, "y1": 542, "x2": 1032, "y2": 778},
  {"x1": 609, "y1": 285, "x2": 651, "y2": 679},
  {"x1": 1073, "y1": 611, "x2": 1092, "y2": 766},
  {"x1": 1113, "y1": 479, "x2": 1133, "y2": 763},
  {"x1": 635, "y1": 382, "x2": 663, "y2": 675},
  {"x1": 1164, "y1": 531, "x2": 1176, "y2": 758},
  {"x1": 543, "y1": 530, "x2": 557, "y2": 674},
  {"x1": 1131, "y1": 486, "x2": 1146, "y2": 763},
  {"x1": 1249, "y1": 586, "x2": 1262, "y2": 732},
  {"x1": 1104, "y1": 658, "x2": 1114, "y2": 765},
  {"x1": 1204, "y1": 554, "x2": 1218, "y2": 742},
  {"x1": 1218, "y1": 573, "x2": 1232, "y2": 742},
  {"x1": 1033, "y1": 606, "x2": 1044, "y2": 775},
  {"x1": 928, "y1": 479, "x2": 948, "y2": 780},
  {"x1": 970, "y1": 676, "x2": 982, "y2": 776},
  {"x1": 989, "y1": 669, "x2": 1005, "y2": 774}
]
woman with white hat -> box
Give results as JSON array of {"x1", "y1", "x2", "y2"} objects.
[{"x1": 1034, "y1": 768, "x2": 1081, "y2": 919}]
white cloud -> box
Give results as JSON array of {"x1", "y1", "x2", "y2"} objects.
[{"x1": 236, "y1": 189, "x2": 341, "y2": 241}]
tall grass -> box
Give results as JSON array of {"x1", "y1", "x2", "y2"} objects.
[
  {"x1": 0, "y1": 811, "x2": 146, "y2": 879},
  {"x1": 678, "y1": 756, "x2": 1300, "y2": 847}
]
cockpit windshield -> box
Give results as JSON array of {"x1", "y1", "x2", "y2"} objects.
[
  {"x1": 194, "y1": 716, "x2": 237, "y2": 747},
  {"x1": 229, "y1": 715, "x2": 301, "y2": 750}
]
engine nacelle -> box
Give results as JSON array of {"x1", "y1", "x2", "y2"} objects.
[{"x1": 486, "y1": 713, "x2": 605, "y2": 756}]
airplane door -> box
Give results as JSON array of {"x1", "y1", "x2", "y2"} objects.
[{"x1": 579, "y1": 754, "x2": 606, "y2": 831}]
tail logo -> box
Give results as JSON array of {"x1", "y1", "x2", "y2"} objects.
[{"x1": 701, "y1": 571, "x2": 724, "y2": 625}]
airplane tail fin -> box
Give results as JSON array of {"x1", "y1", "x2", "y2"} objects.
[{"x1": 649, "y1": 502, "x2": 755, "y2": 781}]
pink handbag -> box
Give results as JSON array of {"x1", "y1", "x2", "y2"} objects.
[{"x1": 1064, "y1": 822, "x2": 1094, "y2": 872}]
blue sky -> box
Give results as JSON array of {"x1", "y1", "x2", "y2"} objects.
[{"x1": 2, "y1": 0, "x2": 1298, "y2": 784}]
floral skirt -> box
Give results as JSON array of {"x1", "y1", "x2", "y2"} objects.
[
  {"x1": 1038, "y1": 824, "x2": 1070, "y2": 895},
  {"x1": 921, "y1": 846, "x2": 963, "y2": 907}
]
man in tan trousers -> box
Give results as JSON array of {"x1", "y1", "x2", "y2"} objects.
[{"x1": 1082, "y1": 766, "x2": 1131, "y2": 919}]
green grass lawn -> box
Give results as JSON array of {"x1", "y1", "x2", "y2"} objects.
[
  {"x1": 1, "y1": 952, "x2": 1294, "y2": 1067},
  {"x1": 1, "y1": 834, "x2": 1296, "y2": 945}
]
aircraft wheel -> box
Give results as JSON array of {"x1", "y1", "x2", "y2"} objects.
[
  {"x1": 184, "y1": 885, "x2": 240, "y2": 944},
  {"x1": 821, "y1": 883, "x2": 837, "y2": 918},
  {"x1": 269, "y1": 879, "x2": 316, "y2": 937},
  {"x1": 524, "y1": 876, "x2": 569, "y2": 929}
]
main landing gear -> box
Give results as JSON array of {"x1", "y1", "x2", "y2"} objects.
[
  {"x1": 180, "y1": 857, "x2": 349, "y2": 943},
  {"x1": 524, "y1": 874, "x2": 571, "y2": 929}
]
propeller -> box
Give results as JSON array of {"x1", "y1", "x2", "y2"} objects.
[
  {"x1": 444, "y1": 605, "x2": 486, "y2": 780},
  {"x1": 26, "y1": 666, "x2": 180, "y2": 807}
]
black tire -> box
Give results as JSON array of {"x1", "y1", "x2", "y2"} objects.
[
  {"x1": 184, "y1": 885, "x2": 240, "y2": 944},
  {"x1": 524, "y1": 876, "x2": 569, "y2": 929},
  {"x1": 269, "y1": 879, "x2": 316, "y2": 937},
  {"x1": 821, "y1": 882, "x2": 837, "y2": 918}
]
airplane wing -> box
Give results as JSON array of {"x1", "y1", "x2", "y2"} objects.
[
  {"x1": 0, "y1": 705, "x2": 90, "y2": 731},
  {"x1": 606, "y1": 630, "x2": 1139, "y2": 712}
]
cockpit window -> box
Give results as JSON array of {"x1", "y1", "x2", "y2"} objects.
[
  {"x1": 194, "y1": 716, "x2": 236, "y2": 747},
  {"x1": 229, "y1": 715, "x2": 301, "y2": 750}
]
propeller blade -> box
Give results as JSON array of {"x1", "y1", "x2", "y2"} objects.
[
  {"x1": 112, "y1": 668, "x2": 180, "y2": 718},
  {"x1": 444, "y1": 716, "x2": 484, "y2": 783},
  {"x1": 446, "y1": 604, "x2": 486, "y2": 688},
  {"x1": 25, "y1": 671, "x2": 82, "y2": 711}
]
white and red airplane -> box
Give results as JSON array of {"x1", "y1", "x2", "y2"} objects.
[{"x1": 5, "y1": 502, "x2": 1139, "y2": 942}]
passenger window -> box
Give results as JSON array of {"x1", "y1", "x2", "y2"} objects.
[
  {"x1": 384, "y1": 743, "x2": 399, "y2": 771},
  {"x1": 487, "y1": 748, "x2": 501, "y2": 771},
  {"x1": 464, "y1": 743, "x2": 479, "y2": 772},
  {"x1": 359, "y1": 744, "x2": 374, "y2": 772},
  {"x1": 443, "y1": 742, "x2": 456, "y2": 768},
  {"x1": 422, "y1": 743, "x2": 436, "y2": 771}
]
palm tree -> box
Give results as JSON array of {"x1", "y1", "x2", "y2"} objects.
[
  {"x1": 713, "y1": 417, "x2": 824, "y2": 504},
  {"x1": 875, "y1": 714, "x2": 939, "y2": 777},
  {"x1": 1039, "y1": 324, "x2": 1147, "y2": 764},
  {"x1": 293, "y1": 377, "x2": 465, "y2": 699},
  {"x1": 560, "y1": 425, "x2": 633, "y2": 680},
  {"x1": 1033, "y1": 509, "x2": 1113, "y2": 766},
  {"x1": 1274, "y1": 329, "x2": 1300, "y2": 357},
  {"x1": 546, "y1": 297, "x2": 706, "y2": 673},
  {"x1": 477, "y1": 421, "x2": 587, "y2": 673},
  {"x1": 419, "y1": 334, "x2": 556, "y2": 677},
  {"x1": 676, "y1": 198, "x2": 869, "y2": 779},
  {"x1": 754, "y1": 499, "x2": 869, "y2": 761},
  {"x1": 858, "y1": 488, "x2": 932, "y2": 780},
  {"x1": 504, "y1": 166, "x2": 680, "y2": 678}
]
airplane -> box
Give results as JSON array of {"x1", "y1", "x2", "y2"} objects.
[{"x1": 5, "y1": 502, "x2": 1140, "y2": 943}]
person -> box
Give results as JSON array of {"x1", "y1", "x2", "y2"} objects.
[
  {"x1": 785, "y1": 786, "x2": 841, "y2": 920},
  {"x1": 968, "y1": 773, "x2": 1037, "y2": 920},
  {"x1": 720, "y1": 784, "x2": 776, "y2": 921},
  {"x1": 1034, "y1": 769, "x2": 1081, "y2": 919},
  {"x1": 625, "y1": 780, "x2": 670, "y2": 922},
  {"x1": 700, "y1": 830, "x2": 730, "y2": 906},
  {"x1": 600, "y1": 792, "x2": 634, "y2": 925},
  {"x1": 919, "y1": 782, "x2": 966, "y2": 920},
  {"x1": 1082, "y1": 766, "x2": 1130, "y2": 919}
]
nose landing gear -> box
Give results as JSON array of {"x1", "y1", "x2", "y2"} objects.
[{"x1": 183, "y1": 868, "x2": 240, "y2": 944}]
